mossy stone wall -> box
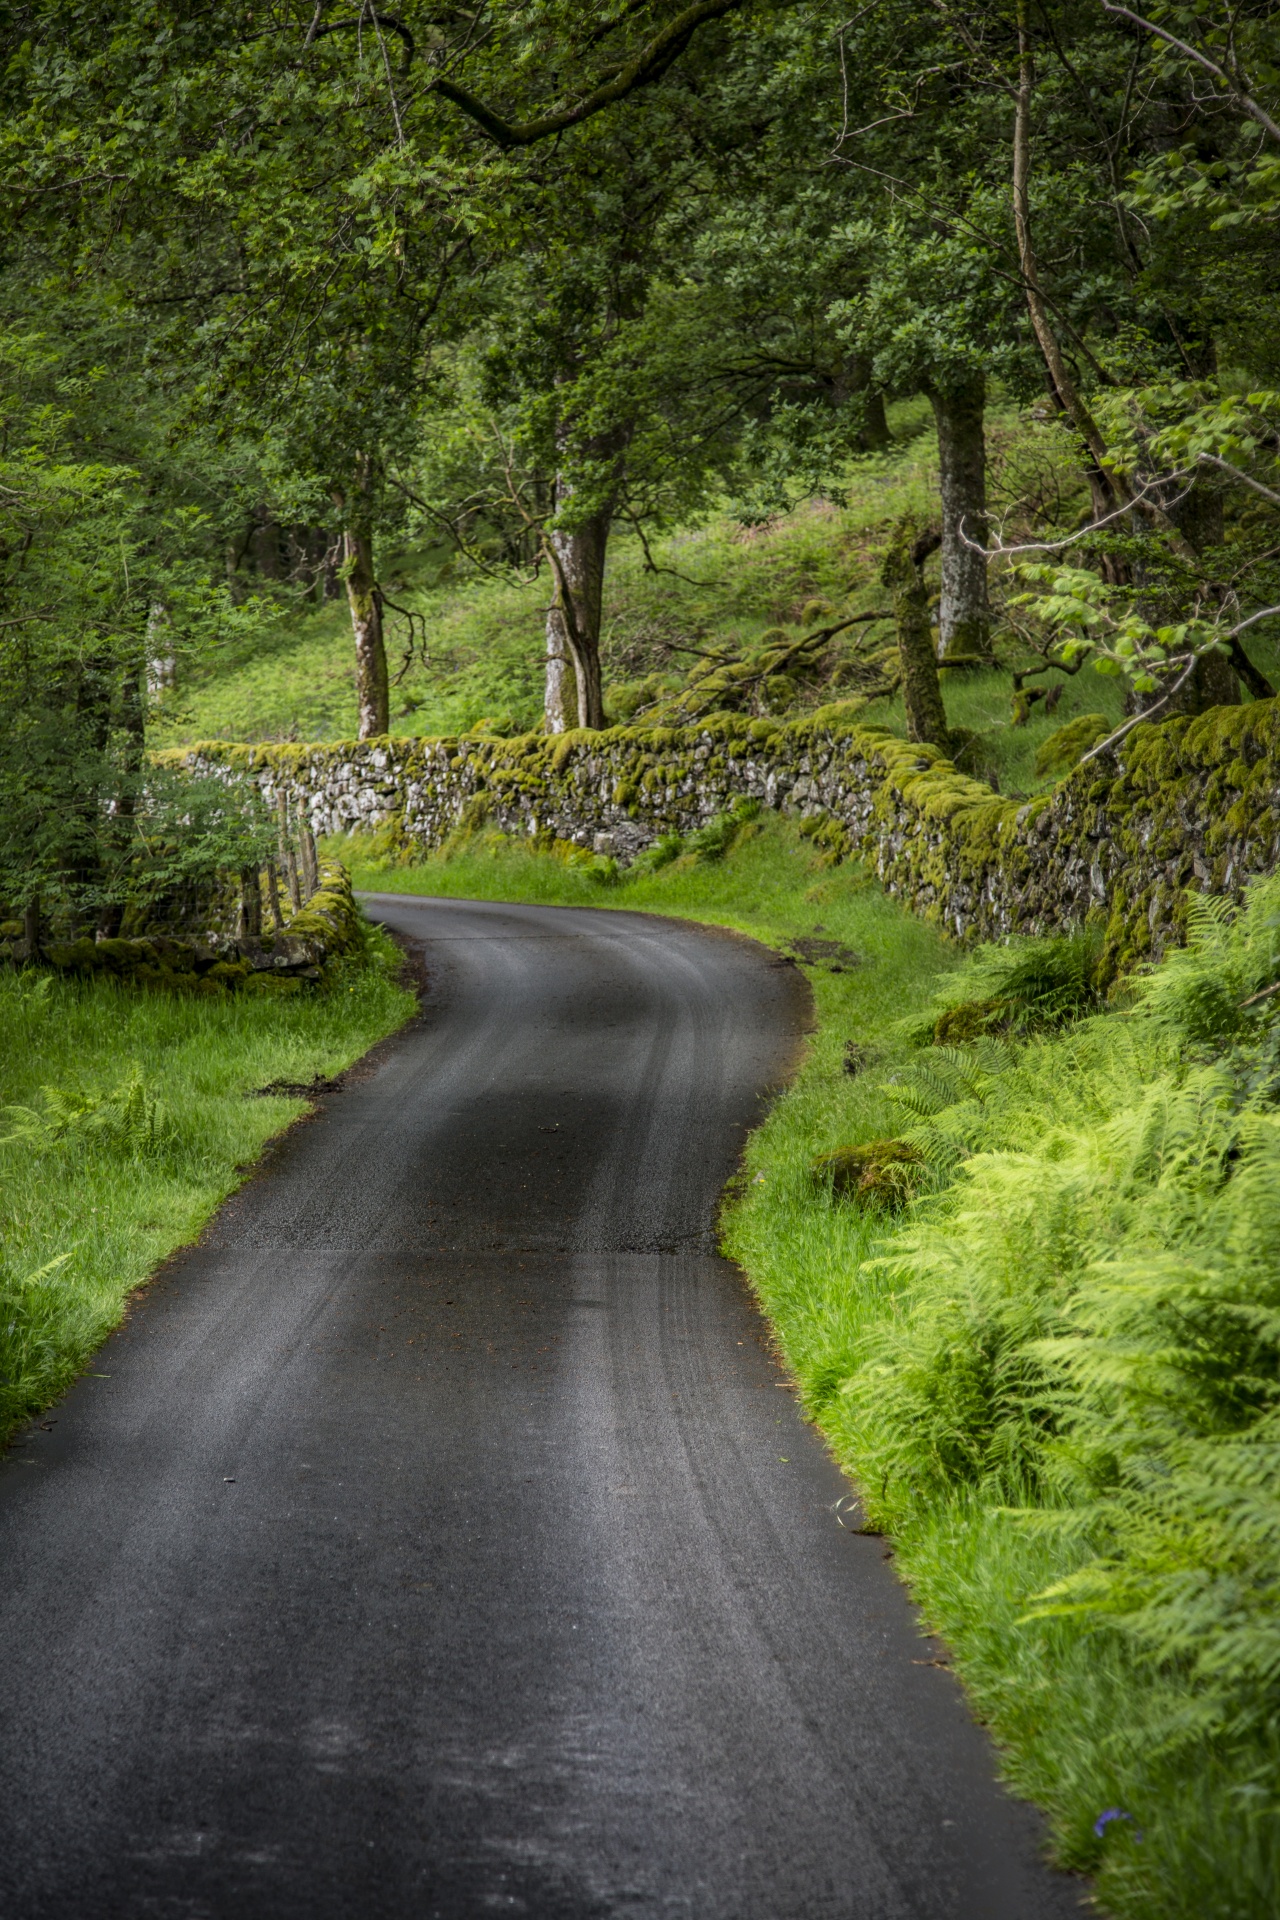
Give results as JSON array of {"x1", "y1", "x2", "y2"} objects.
[{"x1": 161, "y1": 696, "x2": 1280, "y2": 968}]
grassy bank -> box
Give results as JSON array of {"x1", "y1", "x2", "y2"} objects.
[
  {"x1": 346, "y1": 815, "x2": 1279, "y2": 1920},
  {"x1": 0, "y1": 924, "x2": 415, "y2": 1438}
]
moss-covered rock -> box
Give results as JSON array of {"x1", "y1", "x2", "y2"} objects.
[
  {"x1": 933, "y1": 998, "x2": 1014, "y2": 1044},
  {"x1": 33, "y1": 859, "x2": 359, "y2": 992},
  {"x1": 814, "y1": 1138, "x2": 922, "y2": 1209}
]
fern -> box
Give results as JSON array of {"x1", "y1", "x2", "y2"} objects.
[
  {"x1": 920, "y1": 927, "x2": 1105, "y2": 1041},
  {"x1": 1135, "y1": 876, "x2": 1280, "y2": 1045},
  {"x1": 835, "y1": 874, "x2": 1280, "y2": 1778},
  {"x1": 1, "y1": 1067, "x2": 166, "y2": 1155},
  {"x1": 882, "y1": 1041, "x2": 1013, "y2": 1175}
]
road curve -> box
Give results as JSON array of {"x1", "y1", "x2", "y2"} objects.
[{"x1": 0, "y1": 896, "x2": 1082, "y2": 1919}]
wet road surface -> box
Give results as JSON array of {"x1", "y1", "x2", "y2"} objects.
[{"x1": 0, "y1": 896, "x2": 1084, "y2": 1918}]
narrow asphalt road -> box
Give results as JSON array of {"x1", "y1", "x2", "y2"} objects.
[{"x1": 0, "y1": 896, "x2": 1084, "y2": 1920}]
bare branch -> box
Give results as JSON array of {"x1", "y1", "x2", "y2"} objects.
[
  {"x1": 1015, "y1": 3, "x2": 1120, "y2": 485},
  {"x1": 956, "y1": 473, "x2": 1196, "y2": 558},
  {"x1": 1197, "y1": 449, "x2": 1280, "y2": 509},
  {"x1": 1229, "y1": 601, "x2": 1280, "y2": 637},
  {"x1": 1077, "y1": 653, "x2": 1199, "y2": 764},
  {"x1": 622, "y1": 510, "x2": 721, "y2": 586},
  {"x1": 384, "y1": 472, "x2": 539, "y2": 585},
  {"x1": 366, "y1": 2, "x2": 407, "y2": 144}
]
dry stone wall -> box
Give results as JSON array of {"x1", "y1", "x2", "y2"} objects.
[{"x1": 163, "y1": 693, "x2": 1280, "y2": 973}]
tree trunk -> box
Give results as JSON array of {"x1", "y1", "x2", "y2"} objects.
[
  {"x1": 544, "y1": 501, "x2": 609, "y2": 731},
  {"x1": 1164, "y1": 480, "x2": 1241, "y2": 712},
  {"x1": 833, "y1": 354, "x2": 889, "y2": 452},
  {"x1": 238, "y1": 866, "x2": 262, "y2": 941},
  {"x1": 277, "y1": 792, "x2": 302, "y2": 911},
  {"x1": 299, "y1": 816, "x2": 319, "y2": 899},
  {"x1": 929, "y1": 375, "x2": 990, "y2": 658},
  {"x1": 1012, "y1": 0, "x2": 1130, "y2": 548},
  {"x1": 544, "y1": 600, "x2": 578, "y2": 734},
  {"x1": 20, "y1": 897, "x2": 40, "y2": 964},
  {"x1": 859, "y1": 385, "x2": 890, "y2": 453},
  {"x1": 97, "y1": 659, "x2": 146, "y2": 940},
  {"x1": 1180, "y1": 651, "x2": 1240, "y2": 714},
  {"x1": 1128, "y1": 648, "x2": 1241, "y2": 721},
  {"x1": 336, "y1": 461, "x2": 389, "y2": 739},
  {"x1": 146, "y1": 602, "x2": 176, "y2": 697},
  {"x1": 883, "y1": 521, "x2": 951, "y2": 748},
  {"x1": 1128, "y1": 479, "x2": 1250, "y2": 717},
  {"x1": 343, "y1": 522, "x2": 389, "y2": 738}
]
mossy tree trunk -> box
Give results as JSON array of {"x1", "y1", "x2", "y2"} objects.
[
  {"x1": 544, "y1": 500, "x2": 609, "y2": 732},
  {"x1": 543, "y1": 577, "x2": 578, "y2": 735},
  {"x1": 336, "y1": 459, "x2": 389, "y2": 740},
  {"x1": 343, "y1": 523, "x2": 389, "y2": 739},
  {"x1": 928, "y1": 373, "x2": 991, "y2": 659},
  {"x1": 883, "y1": 520, "x2": 951, "y2": 749},
  {"x1": 1130, "y1": 479, "x2": 1257, "y2": 718}
]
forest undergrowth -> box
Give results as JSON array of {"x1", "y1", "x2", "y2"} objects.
[
  {"x1": 347, "y1": 813, "x2": 1280, "y2": 1920},
  {"x1": 0, "y1": 924, "x2": 415, "y2": 1441}
]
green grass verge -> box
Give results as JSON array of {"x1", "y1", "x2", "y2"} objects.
[
  {"x1": 0, "y1": 924, "x2": 415, "y2": 1438},
  {"x1": 344, "y1": 815, "x2": 1278, "y2": 1920}
]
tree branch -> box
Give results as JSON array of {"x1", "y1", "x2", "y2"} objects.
[
  {"x1": 619, "y1": 508, "x2": 721, "y2": 584},
  {"x1": 1230, "y1": 602, "x2": 1280, "y2": 638},
  {"x1": 1197, "y1": 450, "x2": 1280, "y2": 509},
  {"x1": 307, "y1": 10, "x2": 415, "y2": 60},
  {"x1": 1100, "y1": 2, "x2": 1280, "y2": 145},
  {"x1": 1077, "y1": 653, "x2": 1199, "y2": 764},
  {"x1": 1015, "y1": 2, "x2": 1119, "y2": 488},
  {"x1": 431, "y1": 0, "x2": 745, "y2": 149}
]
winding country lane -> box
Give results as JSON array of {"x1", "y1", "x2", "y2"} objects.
[{"x1": 0, "y1": 897, "x2": 1083, "y2": 1919}]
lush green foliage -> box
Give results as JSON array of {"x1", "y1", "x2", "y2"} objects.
[
  {"x1": 8, "y1": 1, "x2": 1279, "y2": 738},
  {"x1": 0, "y1": 281, "x2": 290, "y2": 931},
  {"x1": 5, "y1": 6, "x2": 1280, "y2": 1905}
]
